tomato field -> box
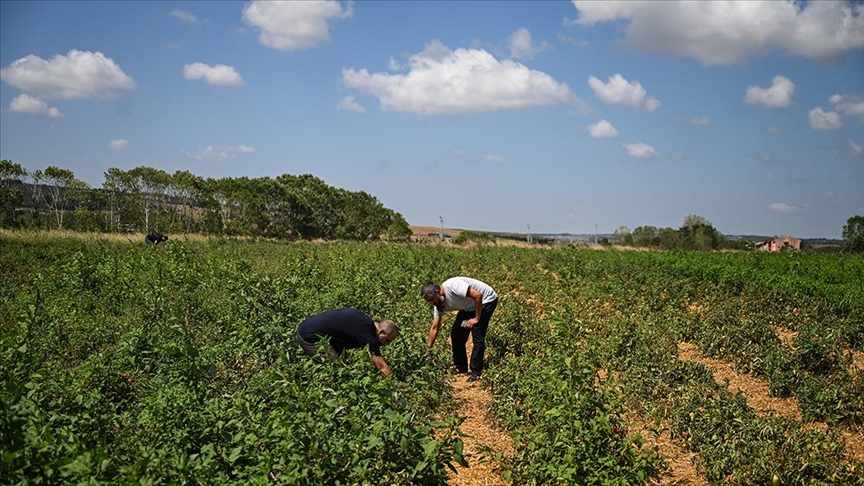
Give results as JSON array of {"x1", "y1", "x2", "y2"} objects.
[{"x1": 2, "y1": 232, "x2": 863, "y2": 485}]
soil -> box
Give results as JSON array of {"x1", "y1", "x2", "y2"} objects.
[
  {"x1": 445, "y1": 340, "x2": 514, "y2": 486},
  {"x1": 677, "y1": 342, "x2": 864, "y2": 464}
]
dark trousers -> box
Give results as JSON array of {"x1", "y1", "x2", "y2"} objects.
[
  {"x1": 297, "y1": 332, "x2": 339, "y2": 362},
  {"x1": 451, "y1": 299, "x2": 497, "y2": 375}
]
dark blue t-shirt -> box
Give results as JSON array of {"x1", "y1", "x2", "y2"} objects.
[{"x1": 298, "y1": 308, "x2": 381, "y2": 356}]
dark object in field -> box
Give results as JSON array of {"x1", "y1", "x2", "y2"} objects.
[{"x1": 145, "y1": 232, "x2": 168, "y2": 245}]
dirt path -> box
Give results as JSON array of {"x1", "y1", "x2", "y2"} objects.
[
  {"x1": 444, "y1": 338, "x2": 514, "y2": 486},
  {"x1": 677, "y1": 342, "x2": 864, "y2": 464},
  {"x1": 445, "y1": 375, "x2": 515, "y2": 485}
]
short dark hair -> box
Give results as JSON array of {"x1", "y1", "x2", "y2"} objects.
[{"x1": 421, "y1": 282, "x2": 439, "y2": 299}]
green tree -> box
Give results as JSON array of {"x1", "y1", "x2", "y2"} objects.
[
  {"x1": 842, "y1": 215, "x2": 864, "y2": 253},
  {"x1": 613, "y1": 225, "x2": 632, "y2": 245},
  {"x1": 678, "y1": 214, "x2": 723, "y2": 251},
  {"x1": 0, "y1": 160, "x2": 28, "y2": 227},
  {"x1": 32, "y1": 166, "x2": 89, "y2": 230},
  {"x1": 657, "y1": 227, "x2": 681, "y2": 249},
  {"x1": 631, "y1": 225, "x2": 659, "y2": 247}
]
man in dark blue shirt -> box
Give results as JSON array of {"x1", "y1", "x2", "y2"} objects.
[
  {"x1": 145, "y1": 232, "x2": 168, "y2": 245},
  {"x1": 297, "y1": 308, "x2": 399, "y2": 377}
]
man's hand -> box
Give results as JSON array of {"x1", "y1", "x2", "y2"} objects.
[{"x1": 465, "y1": 317, "x2": 479, "y2": 329}]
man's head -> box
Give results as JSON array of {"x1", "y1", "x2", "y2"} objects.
[
  {"x1": 421, "y1": 282, "x2": 443, "y2": 309},
  {"x1": 376, "y1": 319, "x2": 399, "y2": 346}
]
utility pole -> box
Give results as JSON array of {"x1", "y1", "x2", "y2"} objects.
[
  {"x1": 527, "y1": 224, "x2": 531, "y2": 244},
  {"x1": 439, "y1": 216, "x2": 444, "y2": 242},
  {"x1": 595, "y1": 222, "x2": 598, "y2": 245}
]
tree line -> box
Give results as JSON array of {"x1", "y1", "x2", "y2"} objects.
[{"x1": 0, "y1": 160, "x2": 412, "y2": 241}]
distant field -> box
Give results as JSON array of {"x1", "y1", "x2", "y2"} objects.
[{"x1": 410, "y1": 225, "x2": 463, "y2": 238}]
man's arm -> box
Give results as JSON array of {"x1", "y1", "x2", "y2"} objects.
[
  {"x1": 426, "y1": 315, "x2": 441, "y2": 353},
  {"x1": 464, "y1": 287, "x2": 483, "y2": 328},
  {"x1": 372, "y1": 355, "x2": 393, "y2": 377}
]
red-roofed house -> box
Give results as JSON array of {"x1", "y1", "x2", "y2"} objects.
[{"x1": 755, "y1": 235, "x2": 801, "y2": 252}]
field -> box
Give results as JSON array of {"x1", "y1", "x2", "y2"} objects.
[{"x1": 2, "y1": 231, "x2": 863, "y2": 485}]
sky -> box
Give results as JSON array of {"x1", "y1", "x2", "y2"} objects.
[{"x1": 1, "y1": 1, "x2": 863, "y2": 239}]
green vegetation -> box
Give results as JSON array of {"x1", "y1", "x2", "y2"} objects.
[
  {"x1": 0, "y1": 160, "x2": 411, "y2": 241},
  {"x1": 2, "y1": 233, "x2": 862, "y2": 484},
  {"x1": 453, "y1": 230, "x2": 495, "y2": 245},
  {"x1": 843, "y1": 215, "x2": 864, "y2": 253}
]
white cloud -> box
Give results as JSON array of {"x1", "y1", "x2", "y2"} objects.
[
  {"x1": 744, "y1": 76, "x2": 795, "y2": 108},
  {"x1": 588, "y1": 74, "x2": 660, "y2": 112},
  {"x1": 508, "y1": 27, "x2": 551, "y2": 60},
  {"x1": 336, "y1": 96, "x2": 366, "y2": 113},
  {"x1": 587, "y1": 119, "x2": 619, "y2": 139},
  {"x1": 8, "y1": 94, "x2": 62, "y2": 118},
  {"x1": 764, "y1": 173, "x2": 776, "y2": 182},
  {"x1": 342, "y1": 40, "x2": 579, "y2": 116},
  {"x1": 755, "y1": 152, "x2": 772, "y2": 162},
  {"x1": 808, "y1": 107, "x2": 843, "y2": 131},
  {"x1": 182, "y1": 145, "x2": 256, "y2": 161},
  {"x1": 388, "y1": 57, "x2": 401, "y2": 71},
  {"x1": 571, "y1": 0, "x2": 864, "y2": 65},
  {"x1": 765, "y1": 125, "x2": 781, "y2": 133},
  {"x1": 242, "y1": 0, "x2": 352, "y2": 52},
  {"x1": 850, "y1": 139, "x2": 863, "y2": 155},
  {"x1": 769, "y1": 202, "x2": 808, "y2": 213},
  {"x1": 169, "y1": 9, "x2": 206, "y2": 24},
  {"x1": 558, "y1": 34, "x2": 587, "y2": 47},
  {"x1": 829, "y1": 94, "x2": 864, "y2": 120},
  {"x1": 688, "y1": 116, "x2": 711, "y2": 126},
  {"x1": 107, "y1": 139, "x2": 129, "y2": 150},
  {"x1": 183, "y1": 63, "x2": 245, "y2": 87},
  {"x1": 623, "y1": 142, "x2": 657, "y2": 159},
  {"x1": 0, "y1": 50, "x2": 135, "y2": 99},
  {"x1": 485, "y1": 154, "x2": 504, "y2": 163}
]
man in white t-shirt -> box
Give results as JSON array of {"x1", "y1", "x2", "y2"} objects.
[{"x1": 422, "y1": 277, "x2": 498, "y2": 382}]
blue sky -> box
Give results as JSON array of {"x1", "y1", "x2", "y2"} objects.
[{"x1": 1, "y1": 1, "x2": 863, "y2": 238}]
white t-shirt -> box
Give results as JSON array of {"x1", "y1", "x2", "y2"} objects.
[{"x1": 433, "y1": 277, "x2": 497, "y2": 319}]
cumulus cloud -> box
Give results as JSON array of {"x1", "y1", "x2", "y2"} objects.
[
  {"x1": 570, "y1": 0, "x2": 864, "y2": 65},
  {"x1": 341, "y1": 40, "x2": 579, "y2": 116},
  {"x1": 169, "y1": 9, "x2": 206, "y2": 24},
  {"x1": 508, "y1": 28, "x2": 551, "y2": 60},
  {"x1": 623, "y1": 142, "x2": 657, "y2": 159},
  {"x1": 0, "y1": 50, "x2": 135, "y2": 99},
  {"x1": 808, "y1": 107, "x2": 842, "y2": 131},
  {"x1": 107, "y1": 139, "x2": 129, "y2": 150},
  {"x1": 587, "y1": 119, "x2": 619, "y2": 139},
  {"x1": 688, "y1": 116, "x2": 711, "y2": 126},
  {"x1": 829, "y1": 93, "x2": 864, "y2": 119},
  {"x1": 744, "y1": 76, "x2": 795, "y2": 108},
  {"x1": 336, "y1": 96, "x2": 366, "y2": 113},
  {"x1": 769, "y1": 202, "x2": 808, "y2": 213},
  {"x1": 485, "y1": 154, "x2": 504, "y2": 163},
  {"x1": 588, "y1": 74, "x2": 660, "y2": 112},
  {"x1": 182, "y1": 145, "x2": 256, "y2": 161},
  {"x1": 242, "y1": 0, "x2": 352, "y2": 52},
  {"x1": 8, "y1": 94, "x2": 62, "y2": 118},
  {"x1": 183, "y1": 63, "x2": 245, "y2": 87}
]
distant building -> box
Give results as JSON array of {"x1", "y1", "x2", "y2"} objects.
[{"x1": 755, "y1": 235, "x2": 801, "y2": 252}]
